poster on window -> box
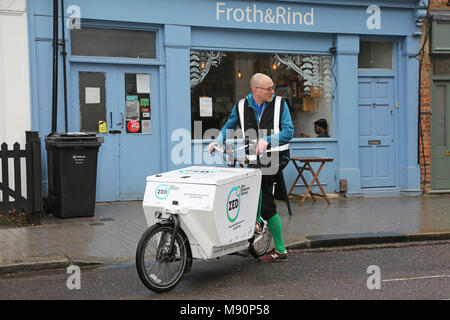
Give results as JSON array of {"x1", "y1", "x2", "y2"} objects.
[
  {"x1": 125, "y1": 73, "x2": 151, "y2": 134},
  {"x1": 141, "y1": 120, "x2": 152, "y2": 134},
  {"x1": 199, "y1": 97, "x2": 213, "y2": 117}
]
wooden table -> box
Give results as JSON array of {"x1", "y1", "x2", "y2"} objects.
[{"x1": 287, "y1": 157, "x2": 334, "y2": 206}]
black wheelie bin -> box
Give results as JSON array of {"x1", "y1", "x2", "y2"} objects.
[{"x1": 45, "y1": 132, "x2": 103, "y2": 218}]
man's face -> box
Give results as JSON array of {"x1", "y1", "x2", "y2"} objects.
[
  {"x1": 254, "y1": 77, "x2": 275, "y2": 103},
  {"x1": 314, "y1": 125, "x2": 322, "y2": 135}
]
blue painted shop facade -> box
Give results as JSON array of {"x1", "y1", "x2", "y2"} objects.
[{"x1": 27, "y1": 0, "x2": 427, "y2": 202}]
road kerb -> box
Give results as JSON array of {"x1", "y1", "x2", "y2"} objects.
[
  {"x1": 285, "y1": 231, "x2": 450, "y2": 251},
  {"x1": 0, "y1": 255, "x2": 70, "y2": 275},
  {"x1": 406, "y1": 232, "x2": 450, "y2": 242}
]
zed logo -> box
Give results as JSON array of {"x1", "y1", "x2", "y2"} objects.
[
  {"x1": 155, "y1": 184, "x2": 170, "y2": 200},
  {"x1": 226, "y1": 186, "x2": 241, "y2": 223}
]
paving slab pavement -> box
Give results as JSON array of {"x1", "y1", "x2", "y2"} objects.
[{"x1": 1, "y1": 195, "x2": 450, "y2": 274}]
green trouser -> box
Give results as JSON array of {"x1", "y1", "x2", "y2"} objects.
[{"x1": 256, "y1": 190, "x2": 286, "y2": 254}]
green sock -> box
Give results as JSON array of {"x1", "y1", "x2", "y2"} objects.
[
  {"x1": 256, "y1": 189, "x2": 262, "y2": 224},
  {"x1": 267, "y1": 213, "x2": 286, "y2": 254}
]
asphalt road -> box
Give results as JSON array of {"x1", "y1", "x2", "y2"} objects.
[{"x1": 1, "y1": 241, "x2": 449, "y2": 302}]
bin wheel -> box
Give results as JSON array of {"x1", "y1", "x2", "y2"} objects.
[
  {"x1": 248, "y1": 226, "x2": 272, "y2": 258},
  {"x1": 136, "y1": 224, "x2": 190, "y2": 293}
]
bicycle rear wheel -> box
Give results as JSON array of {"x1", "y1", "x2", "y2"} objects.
[
  {"x1": 248, "y1": 223, "x2": 272, "y2": 258},
  {"x1": 136, "y1": 224, "x2": 190, "y2": 293}
]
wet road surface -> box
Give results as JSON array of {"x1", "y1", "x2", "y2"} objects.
[{"x1": 1, "y1": 241, "x2": 449, "y2": 301}]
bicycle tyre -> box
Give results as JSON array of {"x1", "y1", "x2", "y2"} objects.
[
  {"x1": 248, "y1": 227, "x2": 272, "y2": 258},
  {"x1": 136, "y1": 223, "x2": 190, "y2": 293}
]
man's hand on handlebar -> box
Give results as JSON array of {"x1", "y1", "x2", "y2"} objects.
[
  {"x1": 208, "y1": 139, "x2": 269, "y2": 155},
  {"x1": 208, "y1": 141, "x2": 221, "y2": 154},
  {"x1": 256, "y1": 139, "x2": 269, "y2": 154}
]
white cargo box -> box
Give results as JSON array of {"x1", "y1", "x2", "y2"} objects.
[{"x1": 142, "y1": 166, "x2": 262, "y2": 259}]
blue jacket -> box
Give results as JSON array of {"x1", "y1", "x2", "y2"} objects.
[{"x1": 216, "y1": 93, "x2": 294, "y2": 147}]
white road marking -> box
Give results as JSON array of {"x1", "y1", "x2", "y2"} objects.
[{"x1": 382, "y1": 274, "x2": 450, "y2": 282}]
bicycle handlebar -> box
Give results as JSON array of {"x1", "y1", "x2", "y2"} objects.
[
  {"x1": 211, "y1": 139, "x2": 274, "y2": 167},
  {"x1": 211, "y1": 143, "x2": 247, "y2": 155}
]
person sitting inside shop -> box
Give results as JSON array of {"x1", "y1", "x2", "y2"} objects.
[
  {"x1": 300, "y1": 118, "x2": 329, "y2": 138},
  {"x1": 314, "y1": 118, "x2": 329, "y2": 137}
]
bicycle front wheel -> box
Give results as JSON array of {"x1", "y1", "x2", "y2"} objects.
[
  {"x1": 248, "y1": 226, "x2": 272, "y2": 258},
  {"x1": 136, "y1": 224, "x2": 190, "y2": 293}
]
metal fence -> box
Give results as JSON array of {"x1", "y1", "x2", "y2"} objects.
[{"x1": 0, "y1": 131, "x2": 42, "y2": 221}]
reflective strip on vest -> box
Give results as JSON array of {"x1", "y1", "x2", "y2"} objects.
[
  {"x1": 274, "y1": 96, "x2": 281, "y2": 135},
  {"x1": 238, "y1": 98, "x2": 246, "y2": 134},
  {"x1": 272, "y1": 96, "x2": 289, "y2": 152}
]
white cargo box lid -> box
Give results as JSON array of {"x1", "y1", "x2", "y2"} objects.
[{"x1": 146, "y1": 166, "x2": 259, "y2": 186}]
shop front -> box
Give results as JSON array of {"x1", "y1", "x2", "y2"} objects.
[{"x1": 27, "y1": 0, "x2": 426, "y2": 201}]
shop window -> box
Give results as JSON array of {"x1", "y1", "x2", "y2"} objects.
[
  {"x1": 190, "y1": 51, "x2": 333, "y2": 139},
  {"x1": 71, "y1": 28, "x2": 156, "y2": 59},
  {"x1": 358, "y1": 41, "x2": 393, "y2": 69}
]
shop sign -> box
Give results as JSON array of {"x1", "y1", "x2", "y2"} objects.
[
  {"x1": 216, "y1": 2, "x2": 382, "y2": 31},
  {"x1": 216, "y1": 2, "x2": 314, "y2": 26}
]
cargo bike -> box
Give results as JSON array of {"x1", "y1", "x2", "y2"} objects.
[{"x1": 135, "y1": 142, "x2": 273, "y2": 292}]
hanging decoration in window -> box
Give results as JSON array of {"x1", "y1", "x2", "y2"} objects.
[
  {"x1": 190, "y1": 50, "x2": 226, "y2": 87},
  {"x1": 272, "y1": 54, "x2": 333, "y2": 103}
]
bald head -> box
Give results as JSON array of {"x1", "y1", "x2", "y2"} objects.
[
  {"x1": 250, "y1": 73, "x2": 275, "y2": 105},
  {"x1": 250, "y1": 73, "x2": 271, "y2": 91}
]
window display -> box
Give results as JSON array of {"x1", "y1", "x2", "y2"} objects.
[{"x1": 190, "y1": 51, "x2": 333, "y2": 139}]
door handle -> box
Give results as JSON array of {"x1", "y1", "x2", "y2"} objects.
[
  {"x1": 116, "y1": 112, "x2": 124, "y2": 128},
  {"x1": 109, "y1": 130, "x2": 121, "y2": 134},
  {"x1": 110, "y1": 112, "x2": 113, "y2": 128}
]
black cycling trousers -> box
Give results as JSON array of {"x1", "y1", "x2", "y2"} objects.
[{"x1": 250, "y1": 156, "x2": 289, "y2": 221}]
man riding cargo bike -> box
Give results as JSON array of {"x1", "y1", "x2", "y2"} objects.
[{"x1": 135, "y1": 73, "x2": 293, "y2": 292}]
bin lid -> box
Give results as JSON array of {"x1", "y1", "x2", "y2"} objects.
[
  {"x1": 45, "y1": 132, "x2": 103, "y2": 146},
  {"x1": 146, "y1": 166, "x2": 260, "y2": 186},
  {"x1": 46, "y1": 132, "x2": 97, "y2": 139}
]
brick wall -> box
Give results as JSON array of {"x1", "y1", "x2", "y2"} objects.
[{"x1": 419, "y1": 0, "x2": 450, "y2": 193}]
